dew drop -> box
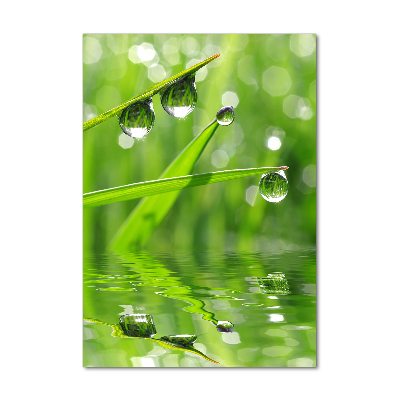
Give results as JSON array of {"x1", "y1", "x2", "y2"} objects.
[
  {"x1": 259, "y1": 170, "x2": 288, "y2": 203},
  {"x1": 119, "y1": 99, "x2": 155, "y2": 138},
  {"x1": 216, "y1": 106, "x2": 235, "y2": 125},
  {"x1": 160, "y1": 74, "x2": 197, "y2": 118}
]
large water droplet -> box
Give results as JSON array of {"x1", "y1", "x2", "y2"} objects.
[
  {"x1": 259, "y1": 170, "x2": 288, "y2": 203},
  {"x1": 160, "y1": 75, "x2": 197, "y2": 118},
  {"x1": 119, "y1": 99, "x2": 155, "y2": 138},
  {"x1": 216, "y1": 106, "x2": 235, "y2": 125}
]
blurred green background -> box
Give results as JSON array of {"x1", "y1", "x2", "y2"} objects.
[{"x1": 83, "y1": 34, "x2": 316, "y2": 253}]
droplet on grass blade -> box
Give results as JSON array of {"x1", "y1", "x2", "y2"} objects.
[
  {"x1": 216, "y1": 106, "x2": 235, "y2": 126},
  {"x1": 259, "y1": 170, "x2": 288, "y2": 203},
  {"x1": 119, "y1": 99, "x2": 155, "y2": 138},
  {"x1": 160, "y1": 74, "x2": 197, "y2": 118}
]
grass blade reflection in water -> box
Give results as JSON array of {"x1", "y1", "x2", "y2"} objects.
[{"x1": 83, "y1": 249, "x2": 316, "y2": 367}]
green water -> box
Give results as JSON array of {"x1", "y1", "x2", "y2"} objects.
[{"x1": 83, "y1": 249, "x2": 316, "y2": 367}]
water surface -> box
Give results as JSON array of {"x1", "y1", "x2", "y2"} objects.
[{"x1": 83, "y1": 249, "x2": 316, "y2": 367}]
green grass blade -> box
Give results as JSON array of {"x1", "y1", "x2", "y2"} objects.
[
  {"x1": 83, "y1": 167, "x2": 288, "y2": 208},
  {"x1": 108, "y1": 119, "x2": 220, "y2": 250},
  {"x1": 83, "y1": 54, "x2": 220, "y2": 132}
]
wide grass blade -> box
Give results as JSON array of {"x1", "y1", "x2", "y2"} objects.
[
  {"x1": 84, "y1": 167, "x2": 288, "y2": 208},
  {"x1": 108, "y1": 119, "x2": 220, "y2": 250},
  {"x1": 83, "y1": 54, "x2": 220, "y2": 132}
]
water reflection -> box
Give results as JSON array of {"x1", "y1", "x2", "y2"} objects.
[
  {"x1": 215, "y1": 321, "x2": 234, "y2": 333},
  {"x1": 160, "y1": 335, "x2": 197, "y2": 346},
  {"x1": 83, "y1": 249, "x2": 316, "y2": 367},
  {"x1": 257, "y1": 274, "x2": 291, "y2": 295},
  {"x1": 114, "y1": 252, "x2": 238, "y2": 333},
  {"x1": 84, "y1": 314, "x2": 219, "y2": 364},
  {"x1": 119, "y1": 314, "x2": 156, "y2": 338}
]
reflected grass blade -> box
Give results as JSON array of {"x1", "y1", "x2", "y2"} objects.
[
  {"x1": 83, "y1": 167, "x2": 288, "y2": 208},
  {"x1": 153, "y1": 338, "x2": 219, "y2": 364},
  {"x1": 83, "y1": 318, "x2": 219, "y2": 364},
  {"x1": 83, "y1": 54, "x2": 219, "y2": 131}
]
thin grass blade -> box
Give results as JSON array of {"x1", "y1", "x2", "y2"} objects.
[
  {"x1": 84, "y1": 167, "x2": 288, "y2": 208},
  {"x1": 83, "y1": 54, "x2": 220, "y2": 132}
]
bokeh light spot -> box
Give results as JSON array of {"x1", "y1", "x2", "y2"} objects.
[
  {"x1": 148, "y1": 64, "x2": 166, "y2": 82},
  {"x1": 83, "y1": 37, "x2": 102, "y2": 64},
  {"x1": 233, "y1": 124, "x2": 244, "y2": 146},
  {"x1": 290, "y1": 34, "x2": 316, "y2": 57},
  {"x1": 128, "y1": 45, "x2": 141, "y2": 63},
  {"x1": 138, "y1": 43, "x2": 156, "y2": 61},
  {"x1": 285, "y1": 338, "x2": 300, "y2": 346},
  {"x1": 203, "y1": 44, "x2": 222, "y2": 67},
  {"x1": 181, "y1": 37, "x2": 200, "y2": 57},
  {"x1": 262, "y1": 66, "x2": 292, "y2": 97},
  {"x1": 141, "y1": 358, "x2": 156, "y2": 367},
  {"x1": 222, "y1": 91, "x2": 239, "y2": 108},
  {"x1": 303, "y1": 164, "x2": 316, "y2": 187},
  {"x1": 266, "y1": 136, "x2": 282, "y2": 150},
  {"x1": 222, "y1": 332, "x2": 241, "y2": 344},
  {"x1": 83, "y1": 103, "x2": 98, "y2": 122},
  {"x1": 283, "y1": 95, "x2": 313, "y2": 119},
  {"x1": 186, "y1": 59, "x2": 207, "y2": 81},
  {"x1": 287, "y1": 357, "x2": 315, "y2": 367},
  {"x1": 162, "y1": 38, "x2": 180, "y2": 65},
  {"x1": 129, "y1": 43, "x2": 158, "y2": 67},
  {"x1": 119, "y1": 133, "x2": 135, "y2": 149},
  {"x1": 270, "y1": 314, "x2": 284, "y2": 322},
  {"x1": 211, "y1": 150, "x2": 229, "y2": 168},
  {"x1": 246, "y1": 185, "x2": 258, "y2": 206}
]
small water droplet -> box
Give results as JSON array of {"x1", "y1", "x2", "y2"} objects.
[
  {"x1": 119, "y1": 99, "x2": 155, "y2": 138},
  {"x1": 216, "y1": 106, "x2": 235, "y2": 125},
  {"x1": 259, "y1": 170, "x2": 288, "y2": 203},
  {"x1": 160, "y1": 74, "x2": 197, "y2": 118}
]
